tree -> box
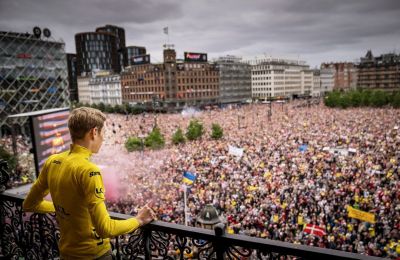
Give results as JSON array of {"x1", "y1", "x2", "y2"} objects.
[
  {"x1": 370, "y1": 90, "x2": 387, "y2": 107},
  {"x1": 186, "y1": 119, "x2": 204, "y2": 141},
  {"x1": 360, "y1": 90, "x2": 372, "y2": 106},
  {"x1": 104, "y1": 104, "x2": 114, "y2": 113},
  {"x1": 172, "y1": 128, "x2": 186, "y2": 145},
  {"x1": 349, "y1": 90, "x2": 362, "y2": 107},
  {"x1": 0, "y1": 145, "x2": 17, "y2": 171},
  {"x1": 144, "y1": 127, "x2": 165, "y2": 149},
  {"x1": 211, "y1": 123, "x2": 223, "y2": 139},
  {"x1": 324, "y1": 91, "x2": 340, "y2": 107},
  {"x1": 125, "y1": 137, "x2": 143, "y2": 152},
  {"x1": 338, "y1": 93, "x2": 351, "y2": 109},
  {"x1": 97, "y1": 102, "x2": 106, "y2": 112},
  {"x1": 390, "y1": 91, "x2": 400, "y2": 108}
]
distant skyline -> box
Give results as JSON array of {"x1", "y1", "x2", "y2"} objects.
[{"x1": 1, "y1": 0, "x2": 399, "y2": 67}]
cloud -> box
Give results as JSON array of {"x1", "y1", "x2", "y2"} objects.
[{"x1": 1, "y1": 0, "x2": 399, "y2": 67}]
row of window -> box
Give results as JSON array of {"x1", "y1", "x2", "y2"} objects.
[
  {"x1": 253, "y1": 88, "x2": 272, "y2": 92},
  {"x1": 82, "y1": 52, "x2": 111, "y2": 59},
  {"x1": 122, "y1": 91, "x2": 218, "y2": 100},
  {"x1": 252, "y1": 77, "x2": 272, "y2": 80}
]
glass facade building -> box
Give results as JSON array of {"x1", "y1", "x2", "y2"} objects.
[
  {"x1": 126, "y1": 46, "x2": 146, "y2": 67},
  {"x1": 66, "y1": 53, "x2": 78, "y2": 102},
  {"x1": 216, "y1": 56, "x2": 252, "y2": 104},
  {"x1": 75, "y1": 32, "x2": 118, "y2": 75},
  {"x1": 0, "y1": 30, "x2": 69, "y2": 134},
  {"x1": 96, "y1": 25, "x2": 126, "y2": 72}
]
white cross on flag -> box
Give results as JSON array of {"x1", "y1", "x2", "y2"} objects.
[{"x1": 303, "y1": 224, "x2": 326, "y2": 237}]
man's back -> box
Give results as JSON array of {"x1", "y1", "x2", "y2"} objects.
[
  {"x1": 23, "y1": 107, "x2": 154, "y2": 259},
  {"x1": 47, "y1": 144, "x2": 110, "y2": 258}
]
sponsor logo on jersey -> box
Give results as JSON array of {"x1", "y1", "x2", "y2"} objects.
[
  {"x1": 95, "y1": 187, "x2": 105, "y2": 199},
  {"x1": 89, "y1": 171, "x2": 101, "y2": 177},
  {"x1": 52, "y1": 160, "x2": 62, "y2": 165}
]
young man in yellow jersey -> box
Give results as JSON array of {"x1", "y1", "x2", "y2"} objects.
[{"x1": 23, "y1": 107, "x2": 156, "y2": 259}]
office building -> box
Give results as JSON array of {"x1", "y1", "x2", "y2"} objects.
[
  {"x1": 321, "y1": 62, "x2": 357, "y2": 91},
  {"x1": 0, "y1": 29, "x2": 69, "y2": 134},
  {"x1": 75, "y1": 31, "x2": 118, "y2": 75},
  {"x1": 357, "y1": 50, "x2": 400, "y2": 90},
  {"x1": 66, "y1": 53, "x2": 78, "y2": 102},
  {"x1": 126, "y1": 46, "x2": 146, "y2": 67},
  {"x1": 248, "y1": 57, "x2": 313, "y2": 99},
  {"x1": 96, "y1": 25, "x2": 126, "y2": 72},
  {"x1": 215, "y1": 55, "x2": 251, "y2": 104}
]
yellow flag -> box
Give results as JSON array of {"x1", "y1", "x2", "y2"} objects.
[
  {"x1": 273, "y1": 214, "x2": 279, "y2": 223},
  {"x1": 248, "y1": 186, "x2": 258, "y2": 191},
  {"x1": 297, "y1": 215, "x2": 303, "y2": 225},
  {"x1": 347, "y1": 205, "x2": 376, "y2": 223}
]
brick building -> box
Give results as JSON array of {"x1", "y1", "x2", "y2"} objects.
[
  {"x1": 121, "y1": 49, "x2": 219, "y2": 109},
  {"x1": 357, "y1": 50, "x2": 400, "y2": 90},
  {"x1": 321, "y1": 62, "x2": 357, "y2": 91}
]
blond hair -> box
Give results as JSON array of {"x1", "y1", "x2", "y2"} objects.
[{"x1": 68, "y1": 107, "x2": 106, "y2": 142}]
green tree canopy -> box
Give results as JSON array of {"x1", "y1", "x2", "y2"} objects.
[
  {"x1": 186, "y1": 119, "x2": 204, "y2": 141},
  {"x1": 172, "y1": 128, "x2": 186, "y2": 145},
  {"x1": 144, "y1": 127, "x2": 165, "y2": 149},
  {"x1": 211, "y1": 123, "x2": 223, "y2": 140},
  {"x1": 125, "y1": 137, "x2": 143, "y2": 152}
]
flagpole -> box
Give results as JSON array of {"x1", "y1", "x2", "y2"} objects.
[
  {"x1": 167, "y1": 25, "x2": 170, "y2": 45},
  {"x1": 183, "y1": 184, "x2": 188, "y2": 226}
]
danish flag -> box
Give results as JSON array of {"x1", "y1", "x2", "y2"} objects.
[{"x1": 303, "y1": 224, "x2": 326, "y2": 237}]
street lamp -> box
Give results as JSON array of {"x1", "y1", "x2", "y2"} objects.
[
  {"x1": 196, "y1": 204, "x2": 226, "y2": 259},
  {"x1": 196, "y1": 204, "x2": 224, "y2": 231},
  {"x1": 265, "y1": 101, "x2": 272, "y2": 120},
  {"x1": 138, "y1": 133, "x2": 145, "y2": 156}
]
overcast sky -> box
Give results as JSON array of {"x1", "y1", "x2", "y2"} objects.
[{"x1": 1, "y1": 0, "x2": 399, "y2": 67}]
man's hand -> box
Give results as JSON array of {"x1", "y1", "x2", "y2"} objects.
[{"x1": 136, "y1": 204, "x2": 157, "y2": 226}]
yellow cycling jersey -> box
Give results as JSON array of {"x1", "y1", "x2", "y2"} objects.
[{"x1": 23, "y1": 144, "x2": 140, "y2": 259}]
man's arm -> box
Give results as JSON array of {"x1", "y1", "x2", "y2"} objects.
[
  {"x1": 81, "y1": 167, "x2": 142, "y2": 238},
  {"x1": 23, "y1": 157, "x2": 55, "y2": 213}
]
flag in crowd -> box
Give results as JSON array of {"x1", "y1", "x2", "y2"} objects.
[
  {"x1": 182, "y1": 171, "x2": 196, "y2": 185},
  {"x1": 303, "y1": 224, "x2": 326, "y2": 237},
  {"x1": 347, "y1": 205, "x2": 376, "y2": 223}
]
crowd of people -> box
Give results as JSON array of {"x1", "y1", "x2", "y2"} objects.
[
  {"x1": 92, "y1": 101, "x2": 400, "y2": 258},
  {"x1": 2, "y1": 100, "x2": 399, "y2": 258},
  {"x1": 0, "y1": 135, "x2": 35, "y2": 188}
]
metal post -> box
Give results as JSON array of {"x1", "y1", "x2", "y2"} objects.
[
  {"x1": 143, "y1": 227, "x2": 152, "y2": 260},
  {"x1": 183, "y1": 184, "x2": 188, "y2": 226}
]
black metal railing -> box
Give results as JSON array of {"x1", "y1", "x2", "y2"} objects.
[{"x1": 0, "y1": 161, "x2": 383, "y2": 260}]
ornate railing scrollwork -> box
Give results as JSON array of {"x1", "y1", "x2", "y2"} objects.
[
  {"x1": 1, "y1": 191, "x2": 383, "y2": 260},
  {"x1": 0, "y1": 160, "x2": 10, "y2": 192}
]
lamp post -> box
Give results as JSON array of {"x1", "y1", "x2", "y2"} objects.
[
  {"x1": 266, "y1": 101, "x2": 272, "y2": 120},
  {"x1": 138, "y1": 133, "x2": 145, "y2": 156},
  {"x1": 196, "y1": 204, "x2": 223, "y2": 230},
  {"x1": 196, "y1": 205, "x2": 226, "y2": 259}
]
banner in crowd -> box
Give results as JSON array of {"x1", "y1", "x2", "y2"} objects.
[
  {"x1": 182, "y1": 171, "x2": 196, "y2": 185},
  {"x1": 228, "y1": 145, "x2": 244, "y2": 158},
  {"x1": 347, "y1": 205, "x2": 376, "y2": 223},
  {"x1": 303, "y1": 224, "x2": 326, "y2": 237}
]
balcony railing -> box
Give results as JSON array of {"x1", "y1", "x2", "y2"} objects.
[{"x1": 0, "y1": 161, "x2": 383, "y2": 260}]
